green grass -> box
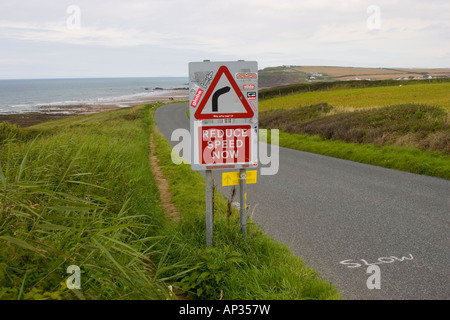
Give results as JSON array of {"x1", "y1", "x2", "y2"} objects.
[
  {"x1": 0, "y1": 106, "x2": 176, "y2": 300},
  {"x1": 260, "y1": 130, "x2": 450, "y2": 180},
  {"x1": 0, "y1": 104, "x2": 341, "y2": 300},
  {"x1": 149, "y1": 106, "x2": 341, "y2": 300},
  {"x1": 262, "y1": 130, "x2": 450, "y2": 180},
  {"x1": 260, "y1": 103, "x2": 450, "y2": 155},
  {"x1": 260, "y1": 82, "x2": 450, "y2": 111},
  {"x1": 260, "y1": 103, "x2": 450, "y2": 180},
  {"x1": 259, "y1": 78, "x2": 450, "y2": 101},
  {"x1": 259, "y1": 80, "x2": 450, "y2": 179}
]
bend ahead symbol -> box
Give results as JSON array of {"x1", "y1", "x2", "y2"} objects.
[{"x1": 212, "y1": 86, "x2": 231, "y2": 112}]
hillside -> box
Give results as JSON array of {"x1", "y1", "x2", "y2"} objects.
[
  {"x1": 259, "y1": 80, "x2": 450, "y2": 179},
  {"x1": 258, "y1": 65, "x2": 450, "y2": 88}
]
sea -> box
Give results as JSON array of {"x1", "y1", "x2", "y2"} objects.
[{"x1": 0, "y1": 77, "x2": 189, "y2": 114}]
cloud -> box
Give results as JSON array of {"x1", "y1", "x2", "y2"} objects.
[
  {"x1": 0, "y1": 21, "x2": 175, "y2": 47},
  {"x1": 0, "y1": 0, "x2": 448, "y2": 78}
]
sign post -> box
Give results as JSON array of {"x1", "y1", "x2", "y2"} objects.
[
  {"x1": 189, "y1": 60, "x2": 258, "y2": 245},
  {"x1": 205, "y1": 170, "x2": 213, "y2": 246},
  {"x1": 239, "y1": 169, "x2": 246, "y2": 238}
]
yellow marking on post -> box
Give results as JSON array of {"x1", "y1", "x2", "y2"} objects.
[{"x1": 222, "y1": 170, "x2": 257, "y2": 186}]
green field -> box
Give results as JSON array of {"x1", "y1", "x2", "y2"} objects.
[
  {"x1": 0, "y1": 104, "x2": 340, "y2": 300},
  {"x1": 259, "y1": 81, "x2": 450, "y2": 179},
  {"x1": 260, "y1": 82, "x2": 450, "y2": 111}
]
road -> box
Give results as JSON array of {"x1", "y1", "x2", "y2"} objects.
[{"x1": 155, "y1": 102, "x2": 450, "y2": 300}]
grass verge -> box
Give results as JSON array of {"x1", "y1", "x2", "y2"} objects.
[
  {"x1": 148, "y1": 105, "x2": 341, "y2": 300},
  {"x1": 260, "y1": 103, "x2": 450, "y2": 154},
  {"x1": 267, "y1": 130, "x2": 450, "y2": 180}
]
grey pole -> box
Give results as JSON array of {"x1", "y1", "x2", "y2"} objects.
[
  {"x1": 205, "y1": 170, "x2": 213, "y2": 246},
  {"x1": 239, "y1": 169, "x2": 247, "y2": 238}
]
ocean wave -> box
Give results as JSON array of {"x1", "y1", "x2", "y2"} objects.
[{"x1": 0, "y1": 88, "x2": 188, "y2": 114}]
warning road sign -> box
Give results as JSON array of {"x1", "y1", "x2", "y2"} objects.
[
  {"x1": 194, "y1": 65, "x2": 254, "y2": 120},
  {"x1": 189, "y1": 61, "x2": 258, "y2": 171},
  {"x1": 199, "y1": 125, "x2": 251, "y2": 165},
  {"x1": 188, "y1": 61, "x2": 258, "y2": 245}
]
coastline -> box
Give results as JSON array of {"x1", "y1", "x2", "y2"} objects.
[{"x1": 0, "y1": 89, "x2": 188, "y2": 127}]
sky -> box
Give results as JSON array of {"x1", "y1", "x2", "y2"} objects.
[{"x1": 0, "y1": 0, "x2": 449, "y2": 79}]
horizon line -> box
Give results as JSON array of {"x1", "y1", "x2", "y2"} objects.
[{"x1": 2, "y1": 65, "x2": 449, "y2": 81}]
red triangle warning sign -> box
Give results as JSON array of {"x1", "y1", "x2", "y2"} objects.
[{"x1": 194, "y1": 66, "x2": 255, "y2": 120}]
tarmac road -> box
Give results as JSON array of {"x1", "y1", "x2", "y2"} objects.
[{"x1": 155, "y1": 102, "x2": 450, "y2": 300}]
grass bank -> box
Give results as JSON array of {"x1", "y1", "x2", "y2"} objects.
[
  {"x1": 0, "y1": 104, "x2": 341, "y2": 300},
  {"x1": 268, "y1": 131, "x2": 449, "y2": 180},
  {"x1": 261, "y1": 104, "x2": 449, "y2": 154},
  {"x1": 0, "y1": 106, "x2": 176, "y2": 300},
  {"x1": 259, "y1": 79, "x2": 450, "y2": 180},
  {"x1": 260, "y1": 103, "x2": 449, "y2": 180}
]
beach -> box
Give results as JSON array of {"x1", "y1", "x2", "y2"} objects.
[{"x1": 0, "y1": 88, "x2": 188, "y2": 127}]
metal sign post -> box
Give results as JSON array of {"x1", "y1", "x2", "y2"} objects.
[
  {"x1": 205, "y1": 170, "x2": 213, "y2": 246},
  {"x1": 239, "y1": 169, "x2": 247, "y2": 238}
]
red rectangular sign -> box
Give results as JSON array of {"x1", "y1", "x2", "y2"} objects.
[
  {"x1": 236, "y1": 73, "x2": 258, "y2": 80},
  {"x1": 243, "y1": 84, "x2": 255, "y2": 90},
  {"x1": 190, "y1": 88, "x2": 204, "y2": 108},
  {"x1": 198, "y1": 125, "x2": 251, "y2": 165}
]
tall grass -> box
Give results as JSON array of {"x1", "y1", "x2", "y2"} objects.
[
  {"x1": 260, "y1": 104, "x2": 450, "y2": 155},
  {"x1": 0, "y1": 106, "x2": 177, "y2": 300},
  {"x1": 1, "y1": 104, "x2": 342, "y2": 300}
]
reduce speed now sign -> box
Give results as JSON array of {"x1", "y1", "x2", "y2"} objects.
[{"x1": 189, "y1": 61, "x2": 258, "y2": 171}]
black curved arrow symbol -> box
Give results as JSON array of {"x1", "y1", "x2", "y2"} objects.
[{"x1": 212, "y1": 86, "x2": 231, "y2": 112}]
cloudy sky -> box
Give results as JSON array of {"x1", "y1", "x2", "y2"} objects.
[{"x1": 0, "y1": 0, "x2": 449, "y2": 79}]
